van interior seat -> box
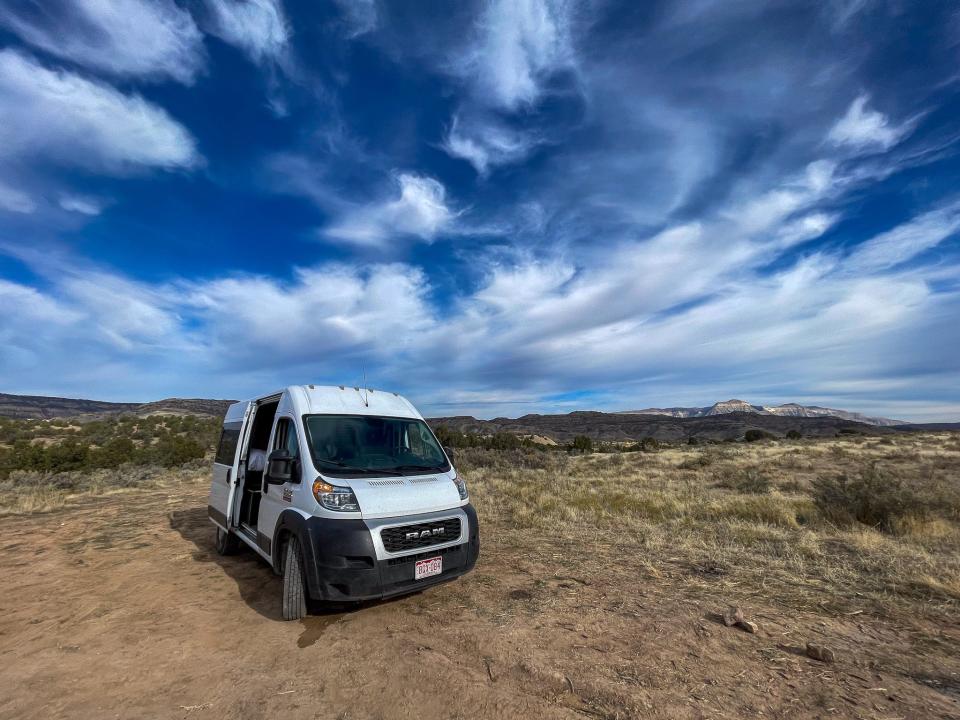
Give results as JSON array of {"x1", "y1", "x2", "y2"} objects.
[
  {"x1": 247, "y1": 448, "x2": 267, "y2": 473},
  {"x1": 239, "y1": 448, "x2": 267, "y2": 528}
]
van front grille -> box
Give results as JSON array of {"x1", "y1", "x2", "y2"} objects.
[{"x1": 381, "y1": 518, "x2": 461, "y2": 553}]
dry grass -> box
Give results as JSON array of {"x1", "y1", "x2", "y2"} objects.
[
  {"x1": 4, "y1": 432, "x2": 958, "y2": 621},
  {"x1": 0, "y1": 460, "x2": 209, "y2": 515},
  {"x1": 460, "y1": 432, "x2": 960, "y2": 619}
]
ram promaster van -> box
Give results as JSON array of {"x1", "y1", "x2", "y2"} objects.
[{"x1": 207, "y1": 385, "x2": 479, "y2": 620}]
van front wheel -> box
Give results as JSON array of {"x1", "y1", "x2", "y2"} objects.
[{"x1": 282, "y1": 536, "x2": 308, "y2": 620}]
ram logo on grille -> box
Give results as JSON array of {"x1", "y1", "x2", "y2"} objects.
[
  {"x1": 406, "y1": 528, "x2": 444, "y2": 540},
  {"x1": 381, "y1": 518, "x2": 461, "y2": 553}
]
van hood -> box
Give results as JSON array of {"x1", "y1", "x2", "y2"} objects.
[{"x1": 339, "y1": 472, "x2": 462, "y2": 519}]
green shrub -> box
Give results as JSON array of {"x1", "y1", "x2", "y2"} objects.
[
  {"x1": 678, "y1": 453, "x2": 713, "y2": 470},
  {"x1": 570, "y1": 435, "x2": 593, "y2": 453},
  {"x1": 811, "y1": 464, "x2": 928, "y2": 532},
  {"x1": 744, "y1": 429, "x2": 775, "y2": 442},
  {"x1": 433, "y1": 426, "x2": 530, "y2": 451},
  {"x1": 715, "y1": 467, "x2": 772, "y2": 494},
  {"x1": 625, "y1": 437, "x2": 659, "y2": 453},
  {"x1": 0, "y1": 415, "x2": 220, "y2": 479},
  {"x1": 785, "y1": 430, "x2": 802, "y2": 440}
]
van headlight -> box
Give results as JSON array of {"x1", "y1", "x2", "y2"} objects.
[
  {"x1": 452, "y1": 474, "x2": 468, "y2": 501},
  {"x1": 312, "y1": 479, "x2": 360, "y2": 512}
]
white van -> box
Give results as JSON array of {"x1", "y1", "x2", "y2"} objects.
[{"x1": 207, "y1": 385, "x2": 479, "y2": 620}]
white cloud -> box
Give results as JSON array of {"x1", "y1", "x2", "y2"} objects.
[
  {"x1": 186, "y1": 263, "x2": 434, "y2": 364},
  {"x1": 0, "y1": 259, "x2": 435, "y2": 396},
  {"x1": 474, "y1": 261, "x2": 575, "y2": 311},
  {"x1": 3, "y1": 205, "x2": 959, "y2": 419},
  {"x1": 825, "y1": 0, "x2": 873, "y2": 30},
  {"x1": 204, "y1": 0, "x2": 290, "y2": 63},
  {"x1": 0, "y1": 50, "x2": 200, "y2": 172},
  {"x1": 0, "y1": 0, "x2": 205, "y2": 84},
  {"x1": 731, "y1": 160, "x2": 837, "y2": 234},
  {"x1": 0, "y1": 271, "x2": 180, "y2": 378},
  {"x1": 846, "y1": 201, "x2": 960, "y2": 273},
  {"x1": 443, "y1": 114, "x2": 542, "y2": 175},
  {"x1": 438, "y1": 0, "x2": 579, "y2": 174},
  {"x1": 59, "y1": 195, "x2": 104, "y2": 217},
  {"x1": 0, "y1": 279, "x2": 78, "y2": 326},
  {"x1": 333, "y1": 0, "x2": 378, "y2": 38},
  {"x1": 462, "y1": 0, "x2": 575, "y2": 110},
  {"x1": 324, "y1": 173, "x2": 457, "y2": 247},
  {"x1": 774, "y1": 212, "x2": 839, "y2": 248},
  {"x1": 59, "y1": 273, "x2": 181, "y2": 350},
  {"x1": 828, "y1": 95, "x2": 912, "y2": 151},
  {"x1": 0, "y1": 181, "x2": 35, "y2": 214}
]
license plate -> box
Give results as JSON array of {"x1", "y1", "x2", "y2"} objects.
[{"x1": 414, "y1": 556, "x2": 442, "y2": 580}]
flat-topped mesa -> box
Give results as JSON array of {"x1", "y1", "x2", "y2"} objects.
[
  {"x1": 615, "y1": 400, "x2": 901, "y2": 426},
  {"x1": 705, "y1": 400, "x2": 762, "y2": 415}
]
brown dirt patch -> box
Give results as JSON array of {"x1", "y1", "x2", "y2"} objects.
[{"x1": 0, "y1": 482, "x2": 957, "y2": 719}]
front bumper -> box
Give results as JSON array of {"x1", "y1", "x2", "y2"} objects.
[{"x1": 300, "y1": 503, "x2": 480, "y2": 602}]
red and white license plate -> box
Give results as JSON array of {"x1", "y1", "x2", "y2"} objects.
[{"x1": 414, "y1": 556, "x2": 442, "y2": 580}]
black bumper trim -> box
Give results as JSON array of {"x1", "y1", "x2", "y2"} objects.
[{"x1": 278, "y1": 504, "x2": 479, "y2": 602}]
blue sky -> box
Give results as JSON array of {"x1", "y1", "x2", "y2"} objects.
[{"x1": 1, "y1": 0, "x2": 959, "y2": 421}]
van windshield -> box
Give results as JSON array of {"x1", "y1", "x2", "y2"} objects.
[{"x1": 303, "y1": 415, "x2": 450, "y2": 477}]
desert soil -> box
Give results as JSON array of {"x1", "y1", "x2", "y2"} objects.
[{"x1": 0, "y1": 482, "x2": 957, "y2": 720}]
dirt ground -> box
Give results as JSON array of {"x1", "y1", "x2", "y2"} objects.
[{"x1": 0, "y1": 482, "x2": 957, "y2": 720}]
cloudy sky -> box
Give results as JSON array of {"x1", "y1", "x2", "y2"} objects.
[{"x1": 1, "y1": 0, "x2": 959, "y2": 421}]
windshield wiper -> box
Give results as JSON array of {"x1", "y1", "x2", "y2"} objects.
[
  {"x1": 393, "y1": 464, "x2": 447, "y2": 473},
  {"x1": 313, "y1": 458, "x2": 403, "y2": 476}
]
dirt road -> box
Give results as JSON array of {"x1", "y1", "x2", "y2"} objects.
[{"x1": 0, "y1": 482, "x2": 957, "y2": 719}]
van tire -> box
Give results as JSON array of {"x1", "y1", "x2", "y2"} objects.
[
  {"x1": 215, "y1": 526, "x2": 239, "y2": 556},
  {"x1": 282, "y1": 536, "x2": 308, "y2": 620}
]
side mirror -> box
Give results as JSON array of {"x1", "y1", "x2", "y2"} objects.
[
  {"x1": 267, "y1": 449, "x2": 298, "y2": 484},
  {"x1": 443, "y1": 445, "x2": 456, "y2": 464}
]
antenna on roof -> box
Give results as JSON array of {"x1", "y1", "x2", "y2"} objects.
[{"x1": 362, "y1": 368, "x2": 369, "y2": 407}]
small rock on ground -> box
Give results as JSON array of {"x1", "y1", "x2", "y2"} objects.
[
  {"x1": 723, "y1": 606, "x2": 744, "y2": 627},
  {"x1": 806, "y1": 643, "x2": 837, "y2": 663}
]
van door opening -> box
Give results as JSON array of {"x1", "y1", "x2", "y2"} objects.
[{"x1": 235, "y1": 398, "x2": 279, "y2": 532}]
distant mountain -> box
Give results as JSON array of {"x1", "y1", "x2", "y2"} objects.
[
  {"x1": 0, "y1": 393, "x2": 233, "y2": 420},
  {"x1": 618, "y1": 399, "x2": 902, "y2": 426},
  {"x1": 430, "y1": 410, "x2": 898, "y2": 443}
]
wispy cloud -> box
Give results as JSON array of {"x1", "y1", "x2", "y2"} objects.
[
  {"x1": 333, "y1": 0, "x2": 378, "y2": 38},
  {"x1": 322, "y1": 173, "x2": 459, "y2": 247},
  {"x1": 442, "y1": 0, "x2": 579, "y2": 174},
  {"x1": 0, "y1": 0, "x2": 205, "y2": 84},
  {"x1": 2, "y1": 183, "x2": 959, "y2": 418},
  {"x1": 2, "y1": 0, "x2": 960, "y2": 421},
  {"x1": 0, "y1": 50, "x2": 200, "y2": 172},
  {"x1": 443, "y1": 113, "x2": 544, "y2": 176},
  {"x1": 458, "y1": 0, "x2": 576, "y2": 110},
  {"x1": 0, "y1": 257, "x2": 435, "y2": 396},
  {"x1": 846, "y1": 200, "x2": 960, "y2": 272},
  {"x1": 727, "y1": 161, "x2": 838, "y2": 235},
  {"x1": 0, "y1": 181, "x2": 35, "y2": 214},
  {"x1": 828, "y1": 95, "x2": 914, "y2": 151},
  {"x1": 204, "y1": 0, "x2": 290, "y2": 64},
  {"x1": 184, "y1": 263, "x2": 434, "y2": 366},
  {"x1": 59, "y1": 195, "x2": 105, "y2": 217}
]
